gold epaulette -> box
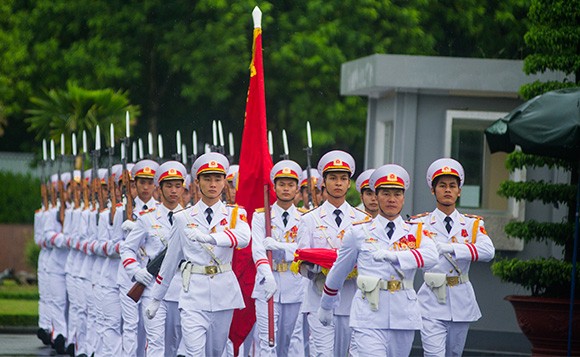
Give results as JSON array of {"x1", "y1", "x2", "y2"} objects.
[
  {"x1": 406, "y1": 220, "x2": 421, "y2": 224},
  {"x1": 464, "y1": 213, "x2": 484, "y2": 220},
  {"x1": 139, "y1": 207, "x2": 156, "y2": 216},
  {"x1": 254, "y1": 207, "x2": 265, "y2": 213},
  {"x1": 409, "y1": 212, "x2": 429, "y2": 220},
  {"x1": 352, "y1": 216, "x2": 372, "y2": 226},
  {"x1": 354, "y1": 207, "x2": 372, "y2": 217},
  {"x1": 298, "y1": 206, "x2": 318, "y2": 215},
  {"x1": 227, "y1": 203, "x2": 243, "y2": 209}
]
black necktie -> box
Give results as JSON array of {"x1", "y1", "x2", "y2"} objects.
[
  {"x1": 143, "y1": 204, "x2": 148, "y2": 211},
  {"x1": 386, "y1": 222, "x2": 395, "y2": 239},
  {"x1": 282, "y1": 211, "x2": 289, "y2": 227},
  {"x1": 205, "y1": 207, "x2": 213, "y2": 225},
  {"x1": 168, "y1": 211, "x2": 173, "y2": 226},
  {"x1": 444, "y1": 216, "x2": 453, "y2": 233},
  {"x1": 333, "y1": 209, "x2": 342, "y2": 227}
]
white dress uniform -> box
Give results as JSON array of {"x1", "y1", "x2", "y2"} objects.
[
  {"x1": 413, "y1": 158, "x2": 496, "y2": 357},
  {"x1": 117, "y1": 160, "x2": 157, "y2": 357},
  {"x1": 320, "y1": 213, "x2": 438, "y2": 355},
  {"x1": 252, "y1": 174, "x2": 306, "y2": 356},
  {"x1": 43, "y1": 172, "x2": 71, "y2": 350},
  {"x1": 34, "y1": 205, "x2": 51, "y2": 344},
  {"x1": 94, "y1": 164, "x2": 125, "y2": 357},
  {"x1": 150, "y1": 152, "x2": 251, "y2": 357},
  {"x1": 120, "y1": 202, "x2": 183, "y2": 357},
  {"x1": 296, "y1": 150, "x2": 367, "y2": 357}
]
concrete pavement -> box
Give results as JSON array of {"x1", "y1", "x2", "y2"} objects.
[{"x1": 0, "y1": 333, "x2": 52, "y2": 357}]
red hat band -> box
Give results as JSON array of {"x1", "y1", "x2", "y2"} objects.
[{"x1": 374, "y1": 174, "x2": 405, "y2": 189}]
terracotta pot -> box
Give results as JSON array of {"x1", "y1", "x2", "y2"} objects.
[{"x1": 506, "y1": 295, "x2": 580, "y2": 356}]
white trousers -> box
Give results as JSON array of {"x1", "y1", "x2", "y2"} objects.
[
  {"x1": 421, "y1": 317, "x2": 470, "y2": 357},
  {"x1": 65, "y1": 274, "x2": 80, "y2": 347},
  {"x1": 181, "y1": 308, "x2": 234, "y2": 357},
  {"x1": 75, "y1": 278, "x2": 89, "y2": 356},
  {"x1": 306, "y1": 313, "x2": 353, "y2": 357},
  {"x1": 47, "y1": 272, "x2": 68, "y2": 339},
  {"x1": 119, "y1": 287, "x2": 146, "y2": 357},
  {"x1": 141, "y1": 296, "x2": 168, "y2": 357},
  {"x1": 98, "y1": 285, "x2": 122, "y2": 356},
  {"x1": 91, "y1": 283, "x2": 104, "y2": 354},
  {"x1": 37, "y1": 266, "x2": 51, "y2": 330},
  {"x1": 164, "y1": 300, "x2": 185, "y2": 356},
  {"x1": 352, "y1": 327, "x2": 414, "y2": 356},
  {"x1": 255, "y1": 299, "x2": 302, "y2": 356}
]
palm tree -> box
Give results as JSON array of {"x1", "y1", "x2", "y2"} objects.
[{"x1": 26, "y1": 81, "x2": 140, "y2": 151}]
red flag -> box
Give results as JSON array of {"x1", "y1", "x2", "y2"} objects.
[{"x1": 229, "y1": 7, "x2": 275, "y2": 355}]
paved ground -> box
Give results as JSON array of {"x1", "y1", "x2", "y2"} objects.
[{"x1": 0, "y1": 334, "x2": 52, "y2": 357}]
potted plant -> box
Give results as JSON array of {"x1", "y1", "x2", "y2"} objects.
[{"x1": 491, "y1": 152, "x2": 579, "y2": 356}]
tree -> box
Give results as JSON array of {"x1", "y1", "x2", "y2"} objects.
[
  {"x1": 491, "y1": 0, "x2": 580, "y2": 297},
  {"x1": 26, "y1": 82, "x2": 140, "y2": 152}
]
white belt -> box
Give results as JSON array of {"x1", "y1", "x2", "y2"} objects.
[
  {"x1": 378, "y1": 279, "x2": 414, "y2": 292},
  {"x1": 187, "y1": 263, "x2": 232, "y2": 275}
]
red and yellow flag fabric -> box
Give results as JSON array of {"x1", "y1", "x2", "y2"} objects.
[{"x1": 229, "y1": 7, "x2": 275, "y2": 355}]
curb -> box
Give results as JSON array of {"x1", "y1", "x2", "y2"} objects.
[{"x1": 0, "y1": 325, "x2": 36, "y2": 334}]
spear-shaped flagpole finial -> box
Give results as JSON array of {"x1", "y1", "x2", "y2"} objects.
[{"x1": 252, "y1": 6, "x2": 262, "y2": 28}]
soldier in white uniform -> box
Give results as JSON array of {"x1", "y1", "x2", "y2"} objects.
[
  {"x1": 94, "y1": 164, "x2": 124, "y2": 356},
  {"x1": 318, "y1": 164, "x2": 439, "y2": 355},
  {"x1": 226, "y1": 164, "x2": 239, "y2": 204},
  {"x1": 252, "y1": 159, "x2": 305, "y2": 356},
  {"x1": 118, "y1": 159, "x2": 157, "y2": 357},
  {"x1": 296, "y1": 150, "x2": 369, "y2": 357},
  {"x1": 412, "y1": 158, "x2": 495, "y2": 357},
  {"x1": 120, "y1": 161, "x2": 186, "y2": 357},
  {"x1": 299, "y1": 168, "x2": 322, "y2": 209},
  {"x1": 146, "y1": 152, "x2": 251, "y2": 357},
  {"x1": 42, "y1": 171, "x2": 71, "y2": 354},
  {"x1": 355, "y1": 169, "x2": 378, "y2": 218}
]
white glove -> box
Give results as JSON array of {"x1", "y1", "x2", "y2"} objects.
[
  {"x1": 372, "y1": 249, "x2": 397, "y2": 263},
  {"x1": 145, "y1": 299, "x2": 160, "y2": 319},
  {"x1": 437, "y1": 243, "x2": 454, "y2": 255},
  {"x1": 263, "y1": 237, "x2": 285, "y2": 251},
  {"x1": 122, "y1": 220, "x2": 136, "y2": 233},
  {"x1": 186, "y1": 228, "x2": 216, "y2": 244},
  {"x1": 257, "y1": 265, "x2": 277, "y2": 300},
  {"x1": 317, "y1": 307, "x2": 334, "y2": 326},
  {"x1": 134, "y1": 268, "x2": 154, "y2": 286}
]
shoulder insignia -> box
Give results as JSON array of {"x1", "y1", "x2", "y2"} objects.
[
  {"x1": 354, "y1": 207, "x2": 372, "y2": 217},
  {"x1": 406, "y1": 220, "x2": 421, "y2": 225},
  {"x1": 464, "y1": 213, "x2": 484, "y2": 220},
  {"x1": 227, "y1": 203, "x2": 243, "y2": 209},
  {"x1": 255, "y1": 207, "x2": 265, "y2": 213},
  {"x1": 299, "y1": 206, "x2": 320, "y2": 215},
  {"x1": 139, "y1": 207, "x2": 156, "y2": 216},
  {"x1": 409, "y1": 212, "x2": 429, "y2": 220},
  {"x1": 352, "y1": 217, "x2": 372, "y2": 226}
]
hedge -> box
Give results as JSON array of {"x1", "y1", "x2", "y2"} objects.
[{"x1": 0, "y1": 171, "x2": 40, "y2": 224}]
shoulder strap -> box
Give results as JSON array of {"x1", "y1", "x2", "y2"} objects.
[
  {"x1": 471, "y1": 217, "x2": 480, "y2": 244},
  {"x1": 230, "y1": 205, "x2": 239, "y2": 229},
  {"x1": 415, "y1": 222, "x2": 423, "y2": 248}
]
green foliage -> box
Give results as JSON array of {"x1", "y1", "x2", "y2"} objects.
[
  {"x1": 346, "y1": 180, "x2": 361, "y2": 207},
  {"x1": 520, "y1": 0, "x2": 580, "y2": 99},
  {"x1": 0, "y1": 0, "x2": 532, "y2": 166},
  {"x1": 497, "y1": 180, "x2": 575, "y2": 206},
  {"x1": 0, "y1": 282, "x2": 38, "y2": 300},
  {"x1": 491, "y1": 257, "x2": 579, "y2": 297},
  {"x1": 504, "y1": 220, "x2": 573, "y2": 246},
  {"x1": 24, "y1": 238, "x2": 40, "y2": 271},
  {"x1": 505, "y1": 151, "x2": 577, "y2": 172},
  {"x1": 0, "y1": 171, "x2": 39, "y2": 224},
  {"x1": 26, "y1": 81, "x2": 140, "y2": 146},
  {"x1": 0, "y1": 298, "x2": 38, "y2": 326}
]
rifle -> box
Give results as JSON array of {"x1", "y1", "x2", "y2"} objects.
[
  {"x1": 108, "y1": 124, "x2": 116, "y2": 225},
  {"x1": 41, "y1": 140, "x2": 49, "y2": 210},
  {"x1": 92, "y1": 126, "x2": 105, "y2": 215},
  {"x1": 127, "y1": 247, "x2": 167, "y2": 302},
  {"x1": 304, "y1": 121, "x2": 314, "y2": 209},
  {"x1": 189, "y1": 130, "x2": 200, "y2": 205},
  {"x1": 71, "y1": 133, "x2": 81, "y2": 210},
  {"x1": 122, "y1": 112, "x2": 134, "y2": 221},
  {"x1": 57, "y1": 135, "x2": 66, "y2": 225}
]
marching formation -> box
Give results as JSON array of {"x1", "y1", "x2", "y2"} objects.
[{"x1": 33, "y1": 118, "x2": 495, "y2": 357}]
